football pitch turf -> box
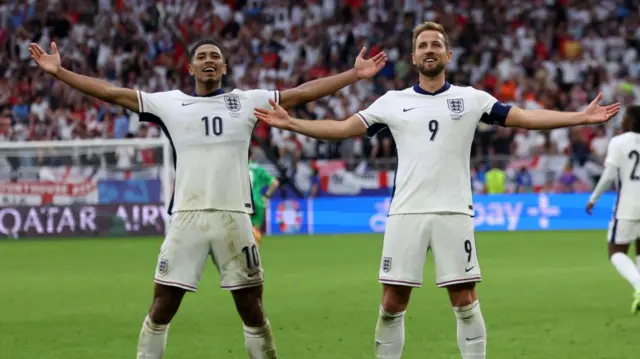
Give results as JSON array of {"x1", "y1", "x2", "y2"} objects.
[{"x1": 0, "y1": 231, "x2": 638, "y2": 359}]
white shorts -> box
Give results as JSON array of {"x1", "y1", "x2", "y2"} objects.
[
  {"x1": 379, "y1": 213, "x2": 481, "y2": 288},
  {"x1": 154, "y1": 210, "x2": 263, "y2": 292},
  {"x1": 608, "y1": 219, "x2": 640, "y2": 245}
]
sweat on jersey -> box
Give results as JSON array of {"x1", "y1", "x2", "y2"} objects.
[
  {"x1": 136, "y1": 88, "x2": 280, "y2": 215},
  {"x1": 355, "y1": 82, "x2": 511, "y2": 216}
]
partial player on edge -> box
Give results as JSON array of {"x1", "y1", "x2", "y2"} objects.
[
  {"x1": 249, "y1": 148, "x2": 280, "y2": 245},
  {"x1": 586, "y1": 105, "x2": 640, "y2": 315},
  {"x1": 255, "y1": 22, "x2": 620, "y2": 359},
  {"x1": 29, "y1": 38, "x2": 387, "y2": 358}
]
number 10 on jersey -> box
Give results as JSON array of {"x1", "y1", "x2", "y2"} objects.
[{"x1": 202, "y1": 116, "x2": 223, "y2": 136}]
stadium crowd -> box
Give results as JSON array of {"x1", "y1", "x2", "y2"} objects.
[{"x1": 1, "y1": 0, "x2": 639, "y2": 193}]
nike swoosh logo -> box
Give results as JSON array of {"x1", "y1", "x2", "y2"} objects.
[
  {"x1": 466, "y1": 336, "x2": 483, "y2": 341},
  {"x1": 465, "y1": 266, "x2": 475, "y2": 273},
  {"x1": 182, "y1": 102, "x2": 196, "y2": 106},
  {"x1": 402, "y1": 107, "x2": 418, "y2": 112}
]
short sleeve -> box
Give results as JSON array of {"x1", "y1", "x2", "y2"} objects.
[
  {"x1": 604, "y1": 139, "x2": 621, "y2": 168},
  {"x1": 245, "y1": 89, "x2": 280, "y2": 110},
  {"x1": 477, "y1": 90, "x2": 512, "y2": 126},
  {"x1": 355, "y1": 94, "x2": 390, "y2": 137},
  {"x1": 137, "y1": 91, "x2": 169, "y2": 118}
]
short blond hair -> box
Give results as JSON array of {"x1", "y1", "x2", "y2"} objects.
[{"x1": 412, "y1": 22, "x2": 450, "y2": 51}]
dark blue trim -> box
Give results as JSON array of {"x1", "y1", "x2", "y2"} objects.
[
  {"x1": 390, "y1": 158, "x2": 397, "y2": 202},
  {"x1": 480, "y1": 102, "x2": 512, "y2": 126},
  {"x1": 139, "y1": 113, "x2": 177, "y2": 215},
  {"x1": 247, "y1": 122, "x2": 259, "y2": 215},
  {"x1": 413, "y1": 81, "x2": 451, "y2": 96},
  {"x1": 610, "y1": 219, "x2": 618, "y2": 244},
  {"x1": 614, "y1": 169, "x2": 621, "y2": 218},
  {"x1": 182, "y1": 89, "x2": 225, "y2": 97},
  {"x1": 367, "y1": 123, "x2": 389, "y2": 137},
  {"x1": 610, "y1": 170, "x2": 622, "y2": 244}
]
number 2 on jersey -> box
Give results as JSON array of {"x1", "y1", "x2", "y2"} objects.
[
  {"x1": 629, "y1": 150, "x2": 640, "y2": 181},
  {"x1": 202, "y1": 116, "x2": 223, "y2": 136}
]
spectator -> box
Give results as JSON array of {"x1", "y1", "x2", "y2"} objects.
[
  {"x1": 0, "y1": 0, "x2": 637, "y2": 196},
  {"x1": 485, "y1": 161, "x2": 506, "y2": 195}
]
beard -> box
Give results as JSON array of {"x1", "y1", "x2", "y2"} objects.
[
  {"x1": 416, "y1": 61, "x2": 445, "y2": 78},
  {"x1": 197, "y1": 76, "x2": 221, "y2": 88}
]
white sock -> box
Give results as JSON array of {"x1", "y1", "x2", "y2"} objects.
[
  {"x1": 243, "y1": 320, "x2": 277, "y2": 359},
  {"x1": 375, "y1": 306, "x2": 405, "y2": 359},
  {"x1": 137, "y1": 315, "x2": 169, "y2": 359},
  {"x1": 453, "y1": 301, "x2": 486, "y2": 359},
  {"x1": 636, "y1": 255, "x2": 640, "y2": 273},
  {"x1": 611, "y1": 253, "x2": 640, "y2": 291}
]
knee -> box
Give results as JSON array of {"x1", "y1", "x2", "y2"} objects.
[
  {"x1": 381, "y1": 285, "x2": 411, "y2": 314},
  {"x1": 149, "y1": 301, "x2": 178, "y2": 325},
  {"x1": 447, "y1": 283, "x2": 477, "y2": 308},
  {"x1": 232, "y1": 286, "x2": 265, "y2": 327},
  {"x1": 149, "y1": 286, "x2": 185, "y2": 325}
]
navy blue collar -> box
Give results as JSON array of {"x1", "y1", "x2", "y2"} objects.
[
  {"x1": 413, "y1": 81, "x2": 451, "y2": 96},
  {"x1": 190, "y1": 88, "x2": 225, "y2": 97}
]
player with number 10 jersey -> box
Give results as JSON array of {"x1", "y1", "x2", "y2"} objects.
[{"x1": 29, "y1": 37, "x2": 388, "y2": 359}]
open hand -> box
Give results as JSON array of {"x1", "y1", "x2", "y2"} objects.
[
  {"x1": 353, "y1": 47, "x2": 388, "y2": 79},
  {"x1": 581, "y1": 92, "x2": 621, "y2": 125},
  {"x1": 254, "y1": 99, "x2": 292, "y2": 130},
  {"x1": 29, "y1": 42, "x2": 61, "y2": 76}
]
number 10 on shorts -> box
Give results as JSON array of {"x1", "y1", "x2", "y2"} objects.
[{"x1": 242, "y1": 245, "x2": 260, "y2": 269}]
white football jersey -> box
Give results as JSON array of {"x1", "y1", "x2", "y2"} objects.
[
  {"x1": 603, "y1": 132, "x2": 640, "y2": 220},
  {"x1": 356, "y1": 82, "x2": 511, "y2": 216},
  {"x1": 136, "y1": 88, "x2": 280, "y2": 214}
]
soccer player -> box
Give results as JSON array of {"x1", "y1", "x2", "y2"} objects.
[
  {"x1": 29, "y1": 39, "x2": 387, "y2": 358},
  {"x1": 248, "y1": 149, "x2": 280, "y2": 245},
  {"x1": 254, "y1": 22, "x2": 620, "y2": 359},
  {"x1": 586, "y1": 106, "x2": 640, "y2": 314}
]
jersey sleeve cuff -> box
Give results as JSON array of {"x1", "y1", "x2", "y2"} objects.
[
  {"x1": 137, "y1": 90, "x2": 144, "y2": 113},
  {"x1": 356, "y1": 112, "x2": 370, "y2": 127},
  {"x1": 273, "y1": 90, "x2": 280, "y2": 105}
]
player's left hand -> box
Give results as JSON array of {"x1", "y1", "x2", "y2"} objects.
[
  {"x1": 585, "y1": 202, "x2": 595, "y2": 215},
  {"x1": 353, "y1": 47, "x2": 388, "y2": 79},
  {"x1": 254, "y1": 99, "x2": 292, "y2": 130},
  {"x1": 580, "y1": 92, "x2": 621, "y2": 125}
]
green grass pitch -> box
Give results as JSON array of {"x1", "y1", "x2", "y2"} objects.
[{"x1": 0, "y1": 231, "x2": 638, "y2": 359}]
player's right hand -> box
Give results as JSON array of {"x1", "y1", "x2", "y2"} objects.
[
  {"x1": 254, "y1": 99, "x2": 292, "y2": 130},
  {"x1": 585, "y1": 202, "x2": 594, "y2": 215},
  {"x1": 29, "y1": 42, "x2": 61, "y2": 76}
]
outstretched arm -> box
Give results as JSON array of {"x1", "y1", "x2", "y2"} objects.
[
  {"x1": 278, "y1": 47, "x2": 387, "y2": 110},
  {"x1": 254, "y1": 99, "x2": 367, "y2": 140},
  {"x1": 589, "y1": 165, "x2": 617, "y2": 203},
  {"x1": 30, "y1": 42, "x2": 139, "y2": 113},
  {"x1": 505, "y1": 93, "x2": 620, "y2": 129}
]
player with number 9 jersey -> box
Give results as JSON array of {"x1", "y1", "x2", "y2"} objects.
[{"x1": 255, "y1": 21, "x2": 620, "y2": 359}]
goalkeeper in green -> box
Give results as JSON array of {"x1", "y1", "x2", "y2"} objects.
[{"x1": 249, "y1": 159, "x2": 280, "y2": 245}]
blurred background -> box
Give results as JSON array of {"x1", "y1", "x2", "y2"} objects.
[
  {"x1": 1, "y1": 2, "x2": 640, "y2": 359},
  {"x1": 0, "y1": 0, "x2": 638, "y2": 235}
]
